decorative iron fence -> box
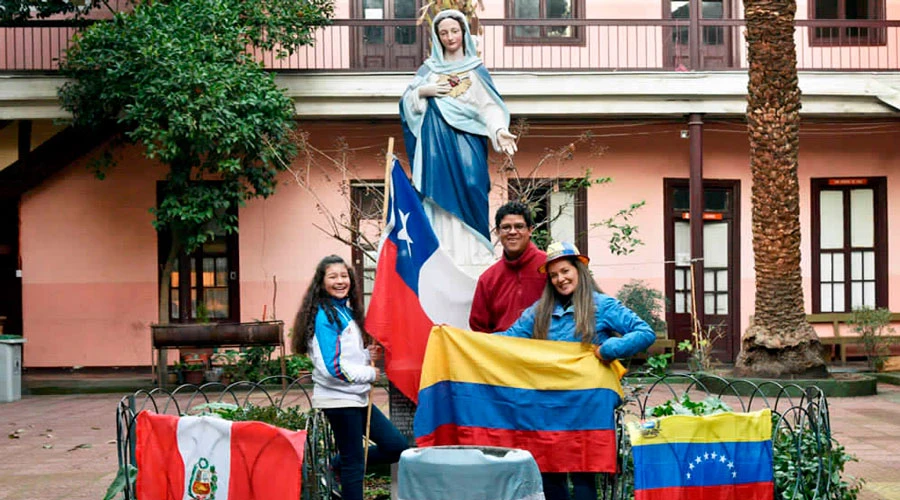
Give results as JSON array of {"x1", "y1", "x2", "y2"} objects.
[
  {"x1": 4, "y1": 18, "x2": 900, "y2": 72},
  {"x1": 115, "y1": 372, "x2": 842, "y2": 499}
]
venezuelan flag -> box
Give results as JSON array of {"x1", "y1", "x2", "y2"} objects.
[
  {"x1": 628, "y1": 409, "x2": 774, "y2": 500},
  {"x1": 414, "y1": 326, "x2": 624, "y2": 473}
]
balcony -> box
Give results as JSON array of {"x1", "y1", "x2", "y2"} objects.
[{"x1": 3, "y1": 18, "x2": 900, "y2": 73}]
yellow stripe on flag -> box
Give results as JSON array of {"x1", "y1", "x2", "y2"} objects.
[
  {"x1": 419, "y1": 325, "x2": 623, "y2": 396},
  {"x1": 627, "y1": 408, "x2": 772, "y2": 446}
]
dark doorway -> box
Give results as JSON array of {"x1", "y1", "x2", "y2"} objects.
[{"x1": 0, "y1": 198, "x2": 22, "y2": 336}]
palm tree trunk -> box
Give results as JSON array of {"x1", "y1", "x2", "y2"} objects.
[{"x1": 734, "y1": 0, "x2": 828, "y2": 378}]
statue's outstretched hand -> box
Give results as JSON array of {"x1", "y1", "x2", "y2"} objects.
[
  {"x1": 418, "y1": 82, "x2": 452, "y2": 98},
  {"x1": 497, "y1": 128, "x2": 518, "y2": 155}
]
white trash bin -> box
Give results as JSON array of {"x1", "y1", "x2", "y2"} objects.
[
  {"x1": 398, "y1": 445, "x2": 544, "y2": 500},
  {"x1": 0, "y1": 335, "x2": 25, "y2": 403}
]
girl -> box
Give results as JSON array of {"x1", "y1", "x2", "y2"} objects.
[
  {"x1": 499, "y1": 242, "x2": 656, "y2": 500},
  {"x1": 292, "y1": 255, "x2": 408, "y2": 500}
]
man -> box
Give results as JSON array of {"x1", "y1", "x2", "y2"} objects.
[{"x1": 469, "y1": 201, "x2": 547, "y2": 332}]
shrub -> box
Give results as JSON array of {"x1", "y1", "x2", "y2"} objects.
[
  {"x1": 847, "y1": 307, "x2": 896, "y2": 371},
  {"x1": 616, "y1": 280, "x2": 666, "y2": 337}
]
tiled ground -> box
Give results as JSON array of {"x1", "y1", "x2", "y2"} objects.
[{"x1": 1, "y1": 385, "x2": 898, "y2": 499}]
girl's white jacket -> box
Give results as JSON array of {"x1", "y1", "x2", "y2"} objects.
[{"x1": 308, "y1": 298, "x2": 376, "y2": 407}]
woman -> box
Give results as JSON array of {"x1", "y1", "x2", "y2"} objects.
[
  {"x1": 400, "y1": 9, "x2": 516, "y2": 274},
  {"x1": 499, "y1": 242, "x2": 656, "y2": 500},
  {"x1": 292, "y1": 255, "x2": 408, "y2": 500}
]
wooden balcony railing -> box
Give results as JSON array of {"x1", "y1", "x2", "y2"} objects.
[{"x1": 3, "y1": 18, "x2": 900, "y2": 73}]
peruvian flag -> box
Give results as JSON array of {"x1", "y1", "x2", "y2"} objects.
[
  {"x1": 365, "y1": 160, "x2": 476, "y2": 403},
  {"x1": 136, "y1": 411, "x2": 307, "y2": 500}
]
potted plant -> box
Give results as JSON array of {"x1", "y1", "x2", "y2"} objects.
[
  {"x1": 182, "y1": 363, "x2": 206, "y2": 385},
  {"x1": 168, "y1": 361, "x2": 182, "y2": 386},
  {"x1": 285, "y1": 354, "x2": 314, "y2": 379},
  {"x1": 212, "y1": 351, "x2": 242, "y2": 385}
]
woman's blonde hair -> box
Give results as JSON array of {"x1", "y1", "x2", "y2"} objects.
[{"x1": 532, "y1": 257, "x2": 602, "y2": 347}]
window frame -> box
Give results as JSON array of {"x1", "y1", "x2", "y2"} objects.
[
  {"x1": 350, "y1": 181, "x2": 386, "y2": 312},
  {"x1": 507, "y1": 177, "x2": 588, "y2": 254},
  {"x1": 808, "y1": 0, "x2": 886, "y2": 47},
  {"x1": 504, "y1": 0, "x2": 586, "y2": 47},
  {"x1": 156, "y1": 182, "x2": 241, "y2": 324},
  {"x1": 810, "y1": 177, "x2": 888, "y2": 314}
]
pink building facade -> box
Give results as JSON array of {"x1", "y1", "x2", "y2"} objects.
[{"x1": 1, "y1": 0, "x2": 899, "y2": 369}]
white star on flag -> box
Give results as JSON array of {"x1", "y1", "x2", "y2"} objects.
[{"x1": 397, "y1": 209, "x2": 413, "y2": 255}]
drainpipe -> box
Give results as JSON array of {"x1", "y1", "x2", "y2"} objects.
[{"x1": 688, "y1": 113, "x2": 705, "y2": 330}]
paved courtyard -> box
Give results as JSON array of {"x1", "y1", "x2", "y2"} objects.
[{"x1": 1, "y1": 385, "x2": 898, "y2": 499}]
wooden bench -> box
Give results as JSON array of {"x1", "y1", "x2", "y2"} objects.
[
  {"x1": 151, "y1": 321, "x2": 285, "y2": 388},
  {"x1": 651, "y1": 337, "x2": 676, "y2": 356},
  {"x1": 806, "y1": 312, "x2": 900, "y2": 364}
]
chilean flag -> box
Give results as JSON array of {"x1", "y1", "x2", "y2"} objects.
[
  {"x1": 135, "y1": 412, "x2": 307, "y2": 500},
  {"x1": 365, "y1": 160, "x2": 477, "y2": 403}
]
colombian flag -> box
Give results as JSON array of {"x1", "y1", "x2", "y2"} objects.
[
  {"x1": 628, "y1": 409, "x2": 774, "y2": 500},
  {"x1": 414, "y1": 326, "x2": 624, "y2": 473}
]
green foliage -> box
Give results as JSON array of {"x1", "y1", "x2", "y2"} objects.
[
  {"x1": 644, "y1": 353, "x2": 672, "y2": 377},
  {"x1": 0, "y1": 0, "x2": 95, "y2": 22},
  {"x1": 847, "y1": 306, "x2": 896, "y2": 371},
  {"x1": 102, "y1": 464, "x2": 137, "y2": 500},
  {"x1": 284, "y1": 354, "x2": 314, "y2": 377},
  {"x1": 214, "y1": 346, "x2": 280, "y2": 382},
  {"x1": 201, "y1": 403, "x2": 309, "y2": 431},
  {"x1": 772, "y1": 424, "x2": 863, "y2": 500},
  {"x1": 616, "y1": 280, "x2": 667, "y2": 336},
  {"x1": 647, "y1": 393, "x2": 733, "y2": 417},
  {"x1": 594, "y1": 201, "x2": 646, "y2": 256},
  {"x1": 57, "y1": 0, "x2": 333, "y2": 253},
  {"x1": 677, "y1": 323, "x2": 724, "y2": 373}
]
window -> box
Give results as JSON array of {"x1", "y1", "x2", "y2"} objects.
[
  {"x1": 507, "y1": 178, "x2": 587, "y2": 253},
  {"x1": 351, "y1": 182, "x2": 386, "y2": 311},
  {"x1": 506, "y1": 0, "x2": 585, "y2": 45},
  {"x1": 811, "y1": 178, "x2": 887, "y2": 313},
  {"x1": 670, "y1": 0, "x2": 727, "y2": 47},
  {"x1": 810, "y1": 0, "x2": 885, "y2": 46},
  {"x1": 157, "y1": 183, "x2": 240, "y2": 323},
  {"x1": 671, "y1": 186, "x2": 733, "y2": 316}
]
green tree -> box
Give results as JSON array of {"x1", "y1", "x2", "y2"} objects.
[
  {"x1": 56, "y1": 0, "x2": 333, "y2": 321},
  {"x1": 0, "y1": 0, "x2": 91, "y2": 22},
  {"x1": 735, "y1": 0, "x2": 827, "y2": 378}
]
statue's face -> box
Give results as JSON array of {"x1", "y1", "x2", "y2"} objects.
[{"x1": 437, "y1": 17, "x2": 464, "y2": 54}]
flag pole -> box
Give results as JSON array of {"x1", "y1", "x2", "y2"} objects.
[{"x1": 364, "y1": 136, "x2": 394, "y2": 479}]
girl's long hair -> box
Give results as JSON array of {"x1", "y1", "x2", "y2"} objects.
[
  {"x1": 532, "y1": 257, "x2": 602, "y2": 347},
  {"x1": 291, "y1": 255, "x2": 366, "y2": 355}
]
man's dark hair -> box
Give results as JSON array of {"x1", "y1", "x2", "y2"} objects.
[{"x1": 494, "y1": 201, "x2": 534, "y2": 229}]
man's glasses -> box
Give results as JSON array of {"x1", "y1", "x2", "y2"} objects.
[{"x1": 498, "y1": 223, "x2": 528, "y2": 233}]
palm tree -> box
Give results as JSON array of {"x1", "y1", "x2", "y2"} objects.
[{"x1": 734, "y1": 0, "x2": 828, "y2": 378}]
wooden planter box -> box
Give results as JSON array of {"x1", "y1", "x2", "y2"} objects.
[{"x1": 151, "y1": 321, "x2": 284, "y2": 388}]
